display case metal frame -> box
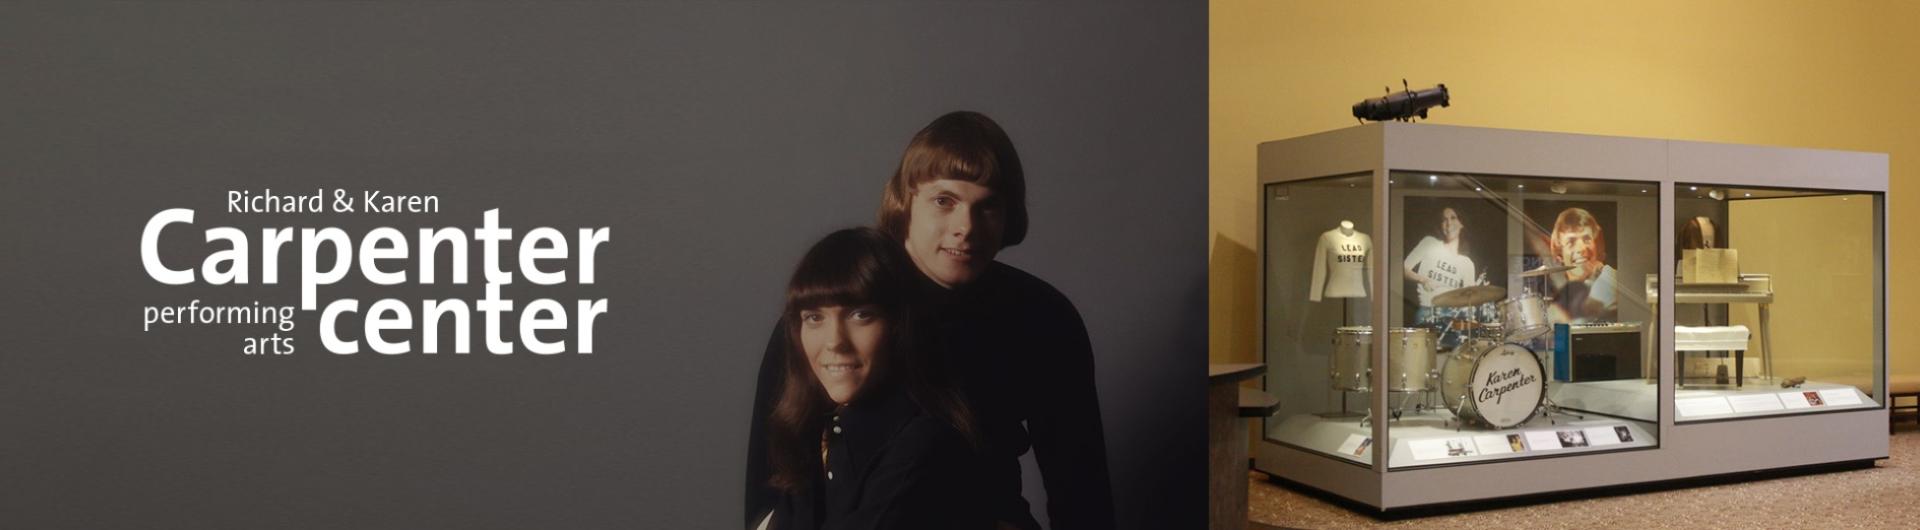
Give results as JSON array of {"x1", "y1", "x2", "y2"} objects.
[{"x1": 1254, "y1": 122, "x2": 1889, "y2": 511}]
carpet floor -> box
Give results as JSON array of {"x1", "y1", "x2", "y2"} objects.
[{"x1": 1249, "y1": 424, "x2": 1920, "y2": 529}]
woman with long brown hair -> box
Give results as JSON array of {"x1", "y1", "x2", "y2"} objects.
[{"x1": 761, "y1": 227, "x2": 985, "y2": 530}]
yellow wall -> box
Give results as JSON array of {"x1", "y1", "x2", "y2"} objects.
[
  {"x1": 1731, "y1": 196, "x2": 1878, "y2": 391},
  {"x1": 1211, "y1": 0, "x2": 1920, "y2": 380}
]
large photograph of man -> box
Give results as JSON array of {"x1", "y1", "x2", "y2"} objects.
[
  {"x1": 1524, "y1": 201, "x2": 1620, "y2": 323},
  {"x1": 1401, "y1": 196, "x2": 1506, "y2": 345}
]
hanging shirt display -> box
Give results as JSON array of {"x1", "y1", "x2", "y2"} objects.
[{"x1": 1310, "y1": 224, "x2": 1372, "y2": 301}]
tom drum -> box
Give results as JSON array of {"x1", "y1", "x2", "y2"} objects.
[{"x1": 1331, "y1": 327, "x2": 1435, "y2": 392}]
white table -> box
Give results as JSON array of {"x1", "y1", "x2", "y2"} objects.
[{"x1": 1645, "y1": 274, "x2": 1774, "y2": 383}]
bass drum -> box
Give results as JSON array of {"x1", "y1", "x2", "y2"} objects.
[
  {"x1": 1439, "y1": 342, "x2": 1546, "y2": 429},
  {"x1": 1439, "y1": 338, "x2": 1498, "y2": 411}
]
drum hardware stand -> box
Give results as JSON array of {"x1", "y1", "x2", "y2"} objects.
[
  {"x1": 1353, "y1": 391, "x2": 1412, "y2": 427},
  {"x1": 1354, "y1": 389, "x2": 1428, "y2": 427},
  {"x1": 1416, "y1": 372, "x2": 1442, "y2": 412},
  {"x1": 1536, "y1": 343, "x2": 1582, "y2": 426},
  {"x1": 1391, "y1": 388, "x2": 1421, "y2": 420},
  {"x1": 1445, "y1": 392, "x2": 1472, "y2": 431},
  {"x1": 1531, "y1": 329, "x2": 1586, "y2": 425},
  {"x1": 1359, "y1": 391, "x2": 1420, "y2": 428},
  {"x1": 1537, "y1": 392, "x2": 1585, "y2": 424}
]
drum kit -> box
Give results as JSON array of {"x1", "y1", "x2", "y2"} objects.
[{"x1": 1328, "y1": 264, "x2": 1583, "y2": 430}]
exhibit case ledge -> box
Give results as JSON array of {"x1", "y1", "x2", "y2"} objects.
[{"x1": 1253, "y1": 122, "x2": 1888, "y2": 511}]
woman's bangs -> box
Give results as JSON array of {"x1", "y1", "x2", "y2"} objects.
[
  {"x1": 785, "y1": 257, "x2": 880, "y2": 316},
  {"x1": 787, "y1": 280, "x2": 871, "y2": 315}
]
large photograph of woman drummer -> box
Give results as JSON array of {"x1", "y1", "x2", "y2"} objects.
[{"x1": 1401, "y1": 196, "x2": 1507, "y2": 346}]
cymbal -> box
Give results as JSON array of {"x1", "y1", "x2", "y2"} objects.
[
  {"x1": 1431, "y1": 285, "x2": 1507, "y2": 307},
  {"x1": 1519, "y1": 264, "x2": 1577, "y2": 277}
]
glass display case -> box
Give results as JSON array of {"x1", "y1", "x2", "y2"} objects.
[
  {"x1": 1264, "y1": 173, "x2": 1661, "y2": 470},
  {"x1": 1662, "y1": 185, "x2": 1883, "y2": 421},
  {"x1": 1255, "y1": 123, "x2": 1888, "y2": 511}
]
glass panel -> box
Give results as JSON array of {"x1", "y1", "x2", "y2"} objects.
[
  {"x1": 1668, "y1": 185, "x2": 1882, "y2": 422},
  {"x1": 1261, "y1": 173, "x2": 1378, "y2": 468},
  {"x1": 1383, "y1": 172, "x2": 1660, "y2": 469}
]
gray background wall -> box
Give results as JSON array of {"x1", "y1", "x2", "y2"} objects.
[{"x1": 0, "y1": 2, "x2": 1205, "y2": 528}]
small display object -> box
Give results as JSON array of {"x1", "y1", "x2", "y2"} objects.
[
  {"x1": 1681, "y1": 248, "x2": 1740, "y2": 284},
  {"x1": 1552, "y1": 322, "x2": 1643, "y2": 382},
  {"x1": 1256, "y1": 122, "x2": 1887, "y2": 512}
]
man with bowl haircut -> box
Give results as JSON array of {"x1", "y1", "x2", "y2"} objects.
[
  {"x1": 746, "y1": 111, "x2": 1115, "y2": 530},
  {"x1": 1547, "y1": 207, "x2": 1618, "y2": 323}
]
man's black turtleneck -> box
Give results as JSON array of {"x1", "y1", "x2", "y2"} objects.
[{"x1": 746, "y1": 262, "x2": 1115, "y2": 529}]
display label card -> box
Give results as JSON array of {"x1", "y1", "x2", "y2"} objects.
[
  {"x1": 1473, "y1": 434, "x2": 1521, "y2": 455},
  {"x1": 1610, "y1": 425, "x2": 1639, "y2": 444},
  {"x1": 1727, "y1": 393, "x2": 1786, "y2": 413},
  {"x1": 1523, "y1": 431, "x2": 1563, "y2": 451},
  {"x1": 1583, "y1": 426, "x2": 1623, "y2": 446},
  {"x1": 1552, "y1": 429, "x2": 1591, "y2": 448},
  {"x1": 1408, "y1": 437, "x2": 1478, "y2": 461},
  {"x1": 1780, "y1": 391, "x2": 1818, "y2": 409},
  {"x1": 1336, "y1": 434, "x2": 1372, "y2": 457},
  {"x1": 1819, "y1": 388, "x2": 1864, "y2": 406},
  {"x1": 1676, "y1": 396, "x2": 1735, "y2": 417}
]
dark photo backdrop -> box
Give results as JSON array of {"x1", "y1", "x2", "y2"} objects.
[{"x1": 0, "y1": 2, "x2": 1206, "y2": 528}]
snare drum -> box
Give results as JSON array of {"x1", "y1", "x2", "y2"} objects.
[
  {"x1": 1500, "y1": 295, "x2": 1551, "y2": 341},
  {"x1": 1331, "y1": 327, "x2": 1435, "y2": 392},
  {"x1": 1472, "y1": 322, "x2": 1506, "y2": 341},
  {"x1": 1439, "y1": 342, "x2": 1546, "y2": 429}
]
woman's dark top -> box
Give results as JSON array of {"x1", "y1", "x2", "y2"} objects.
[
  {"x1": 748, "y1": 262, "x2": 1115, "y2": 529},
  {"x1": 770, "y1": 388, "x2": 989, "y2": 530}
]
